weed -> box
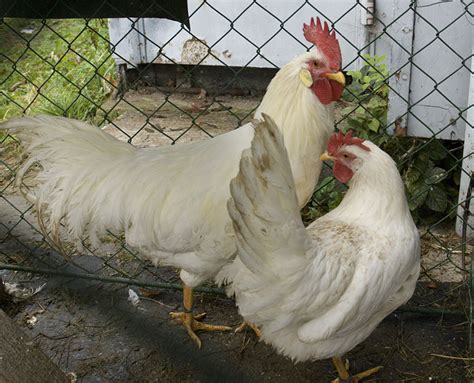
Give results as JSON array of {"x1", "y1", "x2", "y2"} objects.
[{"x1": 0, "y1": 18, "x2": 116, "y2": 124}]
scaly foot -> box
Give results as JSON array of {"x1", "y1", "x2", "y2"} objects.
[
  {"x1": 169, "y1": 311, "x2": 232, "y2": 349},
  {"x1": 331, "y1": 359, "x2": 382, "y2": 383},
  {"x1": 235, "y1": 320, "x2": 262, "y2": 338}
]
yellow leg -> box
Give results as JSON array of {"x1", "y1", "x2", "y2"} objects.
[
  {"x1": 169, "y1": 285, "x2": 231, "y2": 349},
  {"x1": 331, "y1": 356, "x2": 382, "y2": 383},
  {"x1": 235, "y1": 320, "x2": 262, "y2": 338}
]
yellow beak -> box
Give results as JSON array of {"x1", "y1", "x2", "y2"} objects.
[
  {"x1": 320, "y1": 152, "x2": 335, "y2": 162},
  {"x1": 324, "y1": 71, "x2": 346, "y2": 86}
]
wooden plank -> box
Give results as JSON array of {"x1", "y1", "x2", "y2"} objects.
[
  {"x1": 375, "y1": 0, "x2": 415, "y2": 135},
  {"x1": 455, "y1": 45, "x2": 474, "y2": 238},
  {"x1": 109, "y1": 1, "x2": 364, "y2": 69},
  {"x1": 407, "y1": 0, "x2": 472, "y2": 140},
  {"x1": 0, "y1": 309, "x2": 67, "y2": 383}
]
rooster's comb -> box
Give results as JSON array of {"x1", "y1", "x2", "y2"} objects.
[
  {"x1": 303, "y1": 17, "x2": 342, "y2": 70},
  {"x1": 327, "y1": 130, "x2": 370, "y2": 155}
]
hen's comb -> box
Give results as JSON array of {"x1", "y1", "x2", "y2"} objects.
[
  {"x1": 303, "y1": 17, "x2": 342, "y2": 70},
  {"x1": 327, "y1": 130, "x2": 370, "y2": 155}
]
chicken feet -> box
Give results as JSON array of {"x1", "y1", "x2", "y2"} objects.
[
  {"x1": 331, "y1": 357, "x2": 382, "y2": 383},
  {"x1": 169, "y1": 285, "x2": 231, "y2": 348},
  {"x1": 235, "y1": 320, "x2": 262, "y2": 338}
]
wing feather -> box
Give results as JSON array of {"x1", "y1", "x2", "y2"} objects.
[{"x1": 228, "y1": 113, "x2": 310, "y2": 279}]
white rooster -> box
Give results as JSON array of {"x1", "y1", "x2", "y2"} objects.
[
  {"x1": 2, "y1": 18, "x2": 347, "y2": 347},
  {"x1": 221, "y1": 115, "x2": 420, "y2": 381}
]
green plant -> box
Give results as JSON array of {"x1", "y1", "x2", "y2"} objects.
[
  {"x1": 385, "y1": 138, "x2": 462, "y2": 223},
  {"x1": 304, "y1": 54, "x2": 462, "y2": 223},
  {"x1": 339, "y1": 54, "x2": 389, "y2": 145},
  {"x1": 305, "y1": 54, "x2": 391, "y2": 220},
  {"x1": 302, "y1": 176, "x2": 344, "y2": 225},
  {"x1": 0, "y1": 18, "x2": 116, "y2": 123}
]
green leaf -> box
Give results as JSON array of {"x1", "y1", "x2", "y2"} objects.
[
  {"x1": 379, "y1": 63, "x2": 388, "y2": 74},
  {"x1": 374, "y1": 55, "x2": 386, "y2": 64},
  {"x1": 317, "y1": 176, "x2": 335, "y2": 194},
  {"x1": 425, "y1": 185, "x2": 447, "y2": 212},
  {"x1": 413, "y1": 152, "x2": 434, "y2": 174},
  {"x1": 355, "y1": 106, "x2": 366, "y2": 116},
  {"x1": 368, "y1": 119, "x2": 380, "y2": 132},
  {"x1": 447, "y1": 184, "x2": 459, "y2": 199},
  {"x1": 411, "y1": 210, "x2": 420, "y2": 224},
  {"x1": 425, "y1": 167, "x2": 448, "y2": 185},
  {"x1": 367, "y1": 96, "x2": 383, "y2": 109},
  {"x1": 341, "y1": 106, "x2": 356, "y2": 116},
  {"x1": 328, "y1": 191, "x2": 344, "y2": 210},
  {"x1": 425, "y1": 140, "x2": 447, "y2": 161},
  {"x1": 407, "y1": 180, "x2": 429, "y2": 210},
  {"x1": 453, "y1": 171, "x2": 461, "y2": 186},
  {"x1": 404, "y1": 166, "x2": 421, "y2": 189},
  {"x1": 349, "y1": 70, "x2": 361, "y2": 81}
]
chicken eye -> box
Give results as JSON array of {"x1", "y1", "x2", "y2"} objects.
[{"x1": 313, "y1": 61, "x2": 320, "y2": 68}]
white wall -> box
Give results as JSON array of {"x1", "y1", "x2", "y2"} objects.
[
  {"x1": 109, "y1": 1, "x2": 365, "y2": 70},
  {"x1": 108, "y1": 0, "x2": 472, "y2": 141}
]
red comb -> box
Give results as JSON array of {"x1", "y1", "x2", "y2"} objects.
[
  {"x1": 327, "y1": 130, "x2": 370, "y2": 155},
  {"x1": 303, "y1": 17, "x2": 342, "y2": 70}
]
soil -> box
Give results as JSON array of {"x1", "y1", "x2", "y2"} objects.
[
  {"x1": 1, "y1": 88, "x2": 473, "y2": 382},
  {"x1": 0, "y1": 188, "x2": 472, "y2": 383},
  {"x1": 0, "y1": 260, "x2": 471, "y2": 383},
  {"x1": 98, "y1": 87, "x2": 261, "y2": 146}
]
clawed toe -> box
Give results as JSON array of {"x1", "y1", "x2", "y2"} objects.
[
  {"x1": 235, "y1": 320, "x2": 262, "y2": 338},
  {"x1": 170, "y1": 311, "x2": 231, "y2": 349}
]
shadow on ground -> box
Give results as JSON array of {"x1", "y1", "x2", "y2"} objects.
[{"x1": 1, "y1": 264, "x2": 470, "y2": 383}]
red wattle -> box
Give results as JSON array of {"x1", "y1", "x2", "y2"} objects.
[
  {"x1": 312, "y1": 79, "x2": 344, "y2": 105},
  {"x1": 333, "y1": 162, "x2": 353, "y2": 184},
  {"x1": 312, "y1": 79, "x2": 333, "y2": 105},
  {"x1": 330, "y1": 80, "x2": 344, "y2": 101}
]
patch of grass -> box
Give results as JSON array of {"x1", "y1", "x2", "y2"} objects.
[{"x1": 0, "y1": 18, "x2": 116, "y2": 124}]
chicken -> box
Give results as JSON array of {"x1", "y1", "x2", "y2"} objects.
[
  {"x1": 1, "y1": 17, "x2": 347, "y2": 348},
  {"x1": 220, "y1": 114, "x2": 420, "y2": 381}
]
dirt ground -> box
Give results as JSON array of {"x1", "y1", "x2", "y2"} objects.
[
  {"x1": 1, "y1": 89, "x2": 473, "y2": 382},
  {"x1": 99, "y1": 87, "x2": 261, "y2": 146},
  {"x1": 0, "y1": 255, "x2": 471, "y2": 383}
]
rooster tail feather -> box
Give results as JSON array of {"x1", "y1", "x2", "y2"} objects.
[{"x1": 2, "y1": 115, "x2": 136, "y2": 245}]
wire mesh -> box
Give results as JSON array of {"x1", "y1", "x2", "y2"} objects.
[{"x1": 0, "y1": 0, "x2": 472, "y2": 352}]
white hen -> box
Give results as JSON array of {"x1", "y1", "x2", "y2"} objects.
[
  {"x1": 221, "y1": 115, "x2": 420, "y2": 381},
  {"x1": 2, "y1": 18, "x2": 347, "y2": 347}
]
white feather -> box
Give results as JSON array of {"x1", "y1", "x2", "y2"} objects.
[
  {"x1": 2, "y1": 50, "x2": 334, "y2": 288},
  {"x1": 221, "y1": 116, "x2": 420, "y2": 361}
]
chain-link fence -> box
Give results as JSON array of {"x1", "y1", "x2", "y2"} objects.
[{"x1": 0, "y1": 0, "x2": 473, "y2": 376}]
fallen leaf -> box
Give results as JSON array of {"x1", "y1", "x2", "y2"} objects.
[
  {"x1": 138, "y1": 288, "x2": 161, "y2": 298},
  {"x1": 427, "y1": 281, "x2": 438, "y2": 289}
]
